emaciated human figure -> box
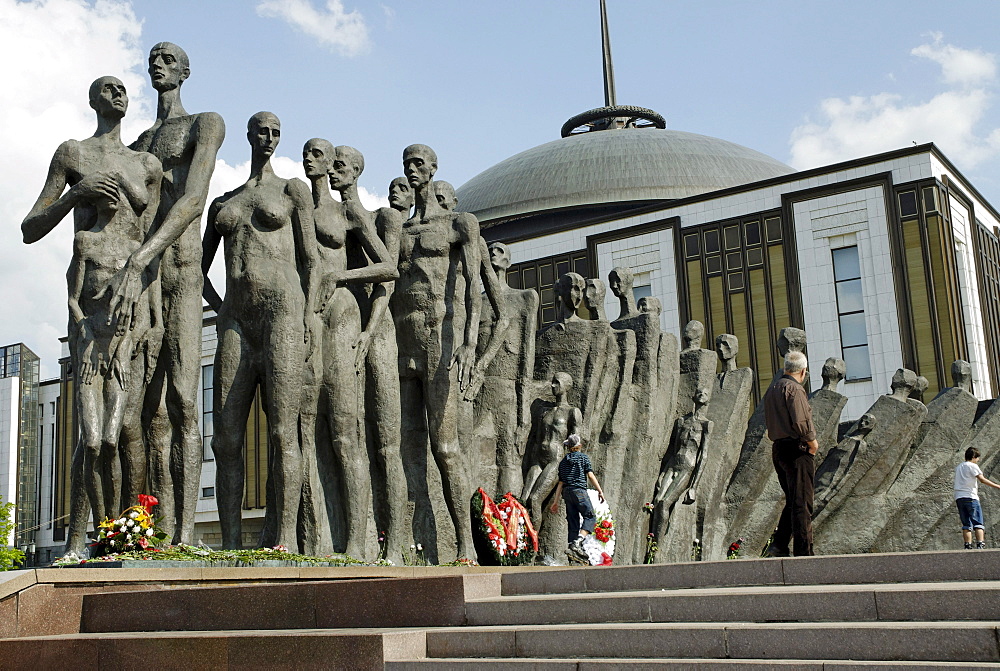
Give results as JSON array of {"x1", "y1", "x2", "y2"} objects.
[
  {"x1": 433, "y1": 180, "x2": 458, "y2": 211},
  {"x1": 675, "y1": 320, "x2": 718, "y2": 419},
  {"x1": 815, "y1": 412, "x2": 876, "y2": 511},
  {"x1": 202, "y1": 112, "x2": 319, "y2": 550},
  {"x1": 108, "y1": 42, "x2": 225, "y2": 543},
  {"x1": 820, "y1": 357, "x2": 846, "y2": 392},
  {"x1": 300, "y1": 140, "x2": 397, "y2": 558},
  {"x1": 393, "y1": 144, "x2": 482, "y2": 560},
  {"x1": 469, "y1": 241, "x2": 538, "y2": 496},
  {"x1": 22, "y1": 76, "x2": 162, "y2": 556},
  {"x1": 522, "y1": 373, "x2": 584, "y2": 524},
  {"x1": 609, "y1": 266, "x2": 641, "y2": 321},
  {"x1": 653, "y1": 387, "x2": 713, "y2": 544}
]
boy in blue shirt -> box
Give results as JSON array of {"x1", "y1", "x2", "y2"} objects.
[
  {"x1": 550, "y1": 434, "x2": 606, "y2": 563},
  {"x1": 955, "y1": 447, "x2": 1000, "y2": 549}
]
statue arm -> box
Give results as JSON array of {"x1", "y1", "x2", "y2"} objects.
[
  {"x1": 21, "y1": 141, "x2": 98, "y2": 243},
  {"x1": 201, "y1": 198, "x2": 224, "y2": 313},
  {"x1": 515, "y1": 291, "x2": 540, "y2": 429},
  {"x1": 354, "y1": 208, "x2": 401, "y2": 370},
  {"x1": 685, "y1": 419, "x2": 714, "y2": 503},
  {"x1": 341, "y1": 210, "x2": 399, "y2": 284},
  {"x1": 450, "y1": 212, "x2": 481, "y2": 389},
  {"x1": 464, "y1": 239, "x2": 511, "y2": 401},
  {"x1": 110, "y1": 113, "x2": 225, "y2": 325},
  {"x1": 288, "y1": 179, "x2": 321, "y2": 314},
  {"x1": 130, "y1": 112, "x2": 224, "y2": 269}
]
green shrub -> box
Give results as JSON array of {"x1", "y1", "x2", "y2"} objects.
[{"x1": 0, "y1": 498, "x2": 25, "y2": 571}]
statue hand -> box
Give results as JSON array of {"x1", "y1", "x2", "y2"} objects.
[
  {"x1": 111, "y1": 355, "x2": 130, "y2": 391},
  {"x1": 683, "y1": 487, "x2": 696, "y2": 505},
  {"x1": 97, "y1": 256, "x2": 143, "y2": 330},
  {"x1": 353, "y1": 331, "x2": 372, "y2": 373},
  {"x1": 78, "y1": 335, "x2": 98, "y2": 385},
  {"x1": 462, "y1": 364, "x2": 486, "y2": 402},
  {"x1": 73, "y1": 171, "x2": 120, "y2": 205},
  {"x1": 448, "y1": 343, "x2": 476, "y2": 391}
]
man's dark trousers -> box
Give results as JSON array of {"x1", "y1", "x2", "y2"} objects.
[{"x1": 771, "y1": 437, "x2": 815, "y2": 556}]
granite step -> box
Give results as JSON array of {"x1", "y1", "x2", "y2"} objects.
[
  {"x1": 501, "y1": 549, "x2": 1000, "y2": 596},
  {"x1": 387, "y1": 660, "x2": 1000, "y2": 670},
  {"x1": 0, "y1": 628, "x2": 425, "y2": 671},
  {"x1": 467, "y1": 581, "x2": 1000, "y2": 625},
  {"x1": 422, "y1": 621, "x2": 1000, "y2": 664}
]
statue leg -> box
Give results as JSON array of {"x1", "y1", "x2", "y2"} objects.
[
  {"x1": 143, "y1": 354, "x2": 173, "y2": 539},
  {"x1": 262, "y1": 315, "x2": 306, "y2": 551},
  {"x1": 65, "y1": 381, "x2": 101, "y2": 556},
  {"x1": 299, "y1": 350, "x2": 333, "y2": 556},
  {"x1": 118, "y1": 353, "x2": 148, "y2": 510},
  {"x1": 78, "y1": 380, "x2": 109, "y2": 528},
  {"x1": 425, "y1": 365, "x2": 475, "y2": 562},
  {"x1": 368, "y1": 327, "x2": 405, "y2": 565},
  {"x1": 162, "y1": 275, "x2": 204, "y2": 544},
  {"x1": 521, "y1": 464, "x2": 542, "y2": 503},
  {"x1": 100, "y1": 368, "x2": 132, "y2": 517},
  {"x1": 213, "y1": 322, "x2": 257, "y2": 549},
  {"x1": 493, "y1": 381, "x2": 523, "y2": 497},
  {"x1": 399, "y1": 373, "x2": 435, "y2": 561},
  {"x1": 528, "y1": 462, "x2": 560, "y2": 525}
]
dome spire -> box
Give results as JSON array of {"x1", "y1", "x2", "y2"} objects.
[
  {"x1": 561, "y1": 0, "x2": 666, "y2": 137},
  {"x1": 601, "y1": 0, "x2": 617, "y2": 107}
]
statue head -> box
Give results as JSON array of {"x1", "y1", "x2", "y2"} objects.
[
  {"x1": 434, "y1": 181, "x2": 458, "y2": 210},
  {"x1": 148, "y1": 42, "x2": 190, "y2": 92},
  {"x1": 693, "y1": 386, "x2": 712, "y2": 410},
  {"x1": 777, "y1": 327, "x2": 807, "y2": 357},
  {"x1": 682, "y1": 320, "x2": 705, "y2": 350},
  {"x1": 551, "y1": 371, "x2": 573, "y2": 397},
  {"x1": 821, "y1": 357, "x2": 846, "y2": 391},
  {"x1": 889, "y1": 368, "x2": 918, "y2": 399},
  {"x1": 302, "y1": 138, "x2": 335, "y2": 180},
  {"x1": 608, "y1": 266, "x2": 634, "y2": 298},
  {"x1": 856, "y1": 412, "x2": 876, "y2": 435},
  {"x1": 584, "y1": 278, "x2": 606, "y2": 311},
  {"x1": 402, "y1": 144, "x2": 437, "y2": 189},
  {"x1": 556, "y1": 272, "x2": 585, "y2": 312},
  {"x1": 329, "y1": 145, "x2": 364, "y2": 191},
  {"x1": 639, "y1": 296, "x2": 661, "y2": 317},
  {"x1": 488, "y1": 242, "x2": 511, "y2": 273},
  {"x1": 388, "y1": 176, "x2": 412, "y2": 213},
  {"x1": 913, "y1": 375, "x2": 929, "y2": 398},
  {"x1": 952, "y1": 359, "x2": 973, "y2": 392},
  {"x1": 716, "y1": 334, "x2": 738, "y2": 363},
  {"x1": 247, "y1": 112, "x2": 280, "y2": 158},
  {"x1": 88, "y1": 76, "x2": 127, "y2": 121}
]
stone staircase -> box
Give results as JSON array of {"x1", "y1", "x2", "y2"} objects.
[{"x1": 3, "y1": 550, "x2": 1000, "y2": 669}]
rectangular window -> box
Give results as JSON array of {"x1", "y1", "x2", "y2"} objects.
[
  {"x1": 506, "y1": 249, "x2": 590, "y2": 328},
  {"x1": 202, "y1": 364, "x2": 214, "y2": 461},
  {"x1": 201, "y1": 487, "x2": 215, "y2": 498},
  {"x1": 832, "y1": 246, "x2": 871, "y2": 381}
]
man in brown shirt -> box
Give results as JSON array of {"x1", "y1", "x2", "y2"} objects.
[{"x1": 764, "y1": 350, "x2": 819, "y2": 556}]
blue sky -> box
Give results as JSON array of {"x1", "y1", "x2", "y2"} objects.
[{"x1": 4, "y1": 0, "x2": 1000, "y2": 375}]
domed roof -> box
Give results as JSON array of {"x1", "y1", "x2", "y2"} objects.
[{"x1": 455, "y1": 128, "x2": 795, "y2": 225}]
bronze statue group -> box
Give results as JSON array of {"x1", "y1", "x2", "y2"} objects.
[{"x1": 24, "y1": 42, "x2": 989, "y2": 565}]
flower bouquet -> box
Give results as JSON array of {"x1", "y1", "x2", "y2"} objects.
[
  {"x1": 93, "y1": 495, "x2": 168, "y2": 556},
  {"x1": 472, "y1": 488, "x2": 538, "y2": 566},
  {"x1": 578, "y1": 489, "x2": 614, "y2": 566}
]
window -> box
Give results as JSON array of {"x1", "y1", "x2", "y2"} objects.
[
  {"x1": 832, "y1": 246, "x2": 872, "y2": 381},
  {"x1": 898, "y1": 191, "x2": 918, "y2": 218},
  {"x1": 633, "y1": 284, "x2": 652, "y2": 302},
  {"x1": 202, "y1": 364, "x2": 214, "y2": 461},
  {"x1": 201, "y1": 487, "x2": 215, "y2": 498}
]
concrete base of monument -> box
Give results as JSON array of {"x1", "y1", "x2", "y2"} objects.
[{"x1": 3, "y1": 550, "x2": 1000, "y2": 669}]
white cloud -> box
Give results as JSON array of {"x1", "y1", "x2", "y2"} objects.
[
  {"x1": 256, "y1": 0, "x2": 370, "y2": 57},
  {"x1": 0, "y1": 0, "x2": 151, "y2": 378},
  {"x1": 912, "y1": 32, "x2": 996, "y2": 87},
  {"x1": 790, "y1": 36, "x2": 1000, "y2": 172}
]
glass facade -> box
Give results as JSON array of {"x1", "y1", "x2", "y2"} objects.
[
  {"x1": 1, "y1": 343, "x2": 40, "y2": 547},
  {"x1": 832, "y1": 247, "x2": 872, "y2": 381}
]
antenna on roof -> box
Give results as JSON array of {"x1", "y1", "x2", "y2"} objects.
[{"x1": 601, "y1": 0, "x2": 616, "y2": 108}]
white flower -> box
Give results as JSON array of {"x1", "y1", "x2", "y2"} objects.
[
  {"x1": 416, "y1": 543, "x2": 423, "y2": 552},
  {"x1": 128, "y1": 511, "x2": 139, "y2": 519},
  {"x1": 145, "y1": 528, "x2": 154, "y2": 537},
  {"x1": 126, "y1": 534, "x2": 133, "y2": 541},
  {"x1": 117, "y1": 518, "x2": 126, "y2": 526},
  {"x1": 126, "y1": 519, "x2": 135, "y2": 528},
  {"x1": 108, "y1": 540, "x2": 115, "y2": 547},
  {"x1": 410, "y1": 544, "x2": 416, "y2": 550}
]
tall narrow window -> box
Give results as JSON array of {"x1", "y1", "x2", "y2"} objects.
[
  {"x1": 202, "y1": 364, "x2": 214, "y2": 461},
  {"x1": 832, "y1": 246, "x2": 872, "y2": 381}
]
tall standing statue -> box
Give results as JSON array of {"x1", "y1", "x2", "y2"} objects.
[
  {"x1": 107, "y1": 42, "x2": 225, "y2": 543},
  {"x1": 393, "y1": 144, "x2": 482, "y2": 561},
  {"x1": 522, "y1": 373, "x2": 584, "y2": 524},
  {"x1": 609, "y1": 266, "x2": 641, "y2": 321},
  {"x1": 22, "y1": 77, "x2": 163, "y2": 556},
  {"x1": 653, "y1": 386, "x2": 713, "y2": 559},
  {"x1": 675, "y1": 320, "x2": 718, "y2": 419},
  {"x1": 202, "y1": 112, "x2": 319, "y2": 550},
  {"x1": 468, "y1": 241, "x2": 538, "y2": 496}
]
